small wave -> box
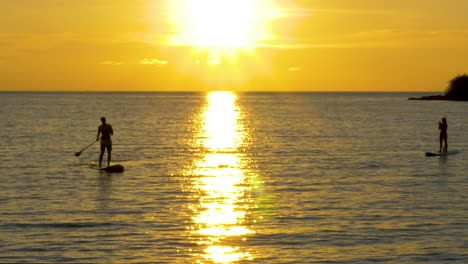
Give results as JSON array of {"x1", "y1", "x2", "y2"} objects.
[{"x1": 2, "y1": 222, "x2": 114, "y2": 229}]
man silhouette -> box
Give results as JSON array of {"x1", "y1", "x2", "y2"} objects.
[
  {"x1": 439, "y1": 117, "x2": 447, "y2": 153},
  {"x1": 97, "y1": 117, "x2": 113, "y2": 167}
]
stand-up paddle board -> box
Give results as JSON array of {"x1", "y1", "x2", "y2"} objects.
[
  {"x1": 425, "y1": 150, "x2": 461, "y2": 157},
  {"x1": 88, "y1": 164, "x2": 125, "y2": 173},
  {"x1": 101, "y1": 164, "x2": 124, "y2": 173}
]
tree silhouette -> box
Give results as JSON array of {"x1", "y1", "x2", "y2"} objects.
[{"x1": 445, "y1": 74, "x2": 468, "y2": 100}]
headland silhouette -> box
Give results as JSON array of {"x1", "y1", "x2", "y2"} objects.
[{"x1": 409, "y1": 74, "x2": 468, "y2": 101}]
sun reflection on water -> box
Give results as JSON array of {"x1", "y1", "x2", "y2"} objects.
[{"x1": 187, "y1": 91, "x2": 255, "y2": 263}]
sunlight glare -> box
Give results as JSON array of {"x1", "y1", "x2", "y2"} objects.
[
  {"x1": 186, "y1": 91, "x2": 255, "y2": 263},
  {"x1": 169, "y1": 0, "x2": 275, "y2": 49},
  {"x1": 148, "y1": 1, "x2": 284, "y2": 88},
  {"x1": 202, "y1": 92, "x2": 241, "y2": 150}
]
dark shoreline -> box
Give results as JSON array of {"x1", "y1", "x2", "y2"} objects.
[{"x1": 408, "y1": 94, "x2": 468, "y2": 101}]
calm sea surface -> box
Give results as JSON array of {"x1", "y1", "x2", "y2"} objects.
[{"x1": 1, "y1": 92, "x2": 467, "y2": 263}]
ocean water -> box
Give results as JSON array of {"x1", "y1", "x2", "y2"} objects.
[{"x1": 1, "y1": 92, "x2": 467, "y2": 263}]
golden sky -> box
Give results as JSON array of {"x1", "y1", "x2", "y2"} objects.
[{"x1": 1, "y1": 0, "x2": 467, "y2": 91}]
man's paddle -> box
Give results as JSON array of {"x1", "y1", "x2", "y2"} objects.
[{"x1": 74, "y1": 139, "x2": 99, "y2": 157}]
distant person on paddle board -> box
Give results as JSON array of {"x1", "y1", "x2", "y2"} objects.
[
  {"x1": 439, "y1": 117, "x2": 447, "y2": 153},
  {"x1": 97, "y1": 117, "x2": 113, "y2": 167}
]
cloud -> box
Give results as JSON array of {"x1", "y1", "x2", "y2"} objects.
[
  {"x1": 348, "y1": 29, "x2": 468, "y2": 48},
  {"x1": 263, "y1": 3, "x2": 421, "y2": 49},
  {"x1": 288, "y1": 67, "x2": 301, "y2": 72},
  {"x1": 140, "y1": 58, "x2": 168, "y2": 65},
  {"x1": 207, "y1": 60, "x2": 220, "y2": 65},
  {"x1": 99, "y1": 60, "x2": 123, "y2": 65}
]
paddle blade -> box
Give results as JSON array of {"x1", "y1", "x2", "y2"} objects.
[{"x1": 74, "y1": 151, "x2": 82, "y2": 157}]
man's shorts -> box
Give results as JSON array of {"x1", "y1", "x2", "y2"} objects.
[{"x1": 100, "y1": 140, "x2": 112, "y2": 151}]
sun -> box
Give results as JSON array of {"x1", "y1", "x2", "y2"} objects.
[
  {"x1": 146, "y1": 0, "x2": 283, "y2": 88},
  {"x1": 167, "y1": 0, "x2": 277, "y2": 50}
]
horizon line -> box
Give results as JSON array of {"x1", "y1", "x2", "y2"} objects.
[{"x1": 0, "y1": 90, "x2": 441, "y2": 93}]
